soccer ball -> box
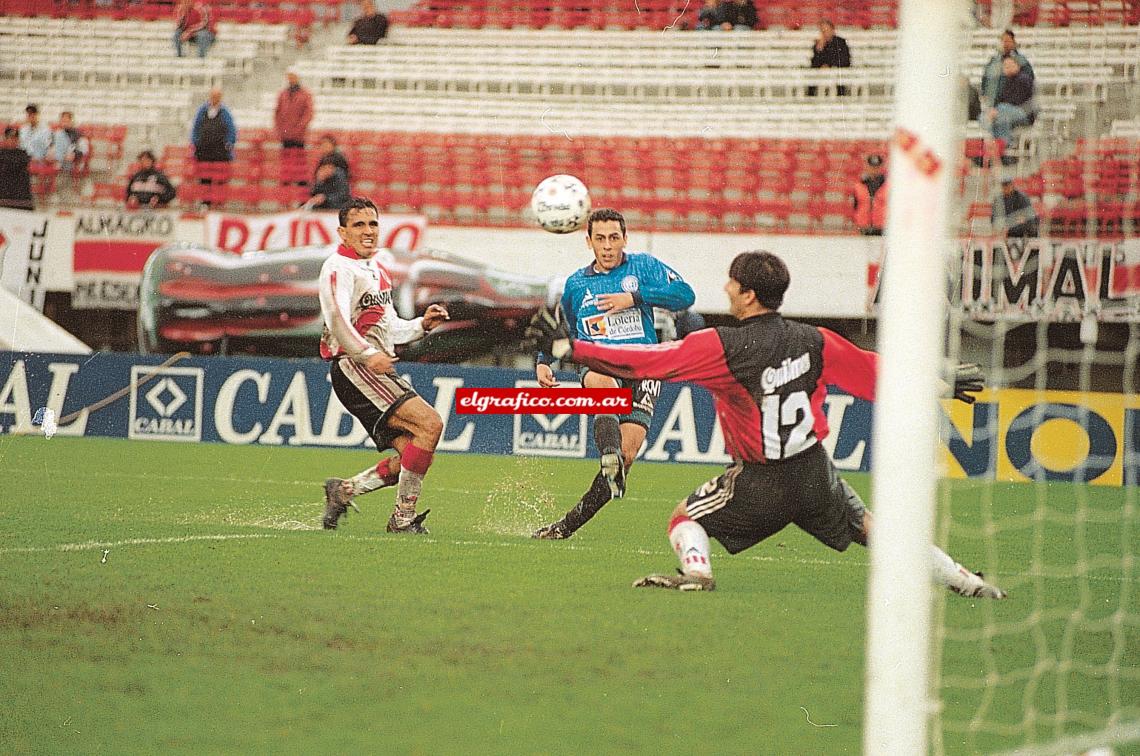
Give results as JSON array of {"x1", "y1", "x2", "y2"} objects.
[{"x1": 530, "y1": 174, "x2": 591, "y2": 234}]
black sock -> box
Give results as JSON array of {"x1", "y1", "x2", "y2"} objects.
[
  {"x1": 560, "y1": 471, "x2": 613, "y2": 533},
  {"x1": 594, "y1": 414, "x2": 621, "y2": 456}
]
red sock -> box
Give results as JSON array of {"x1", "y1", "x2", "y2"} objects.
[
  {"x1": 377, "y1": 455, "x2": 401, "y2": 487},
  {"x1": 401, "y1": 443, "x2": 434, "y2": 476},
  {"x1": 668, "y1": 514, "x2": 691, "y2": 535}
]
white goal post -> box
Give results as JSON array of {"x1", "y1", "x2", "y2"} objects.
[{"x1": 864, "y1": 0, "x2": 969, "y2": 752}]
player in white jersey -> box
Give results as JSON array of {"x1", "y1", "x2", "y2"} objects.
[{"x1": 318, "y1": 197, "x2": 450, "y2": 533}]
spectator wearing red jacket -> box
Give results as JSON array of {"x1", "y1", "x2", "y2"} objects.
[
  {"x1": 851, "y1": 154, "x2": 888, "y2": 235},
  {"x1": 274, "y1": 70, "x2": 314, "y2": 151},
  {"x1": 174, "y1": 0, "x2": 216, "y2": 58}
]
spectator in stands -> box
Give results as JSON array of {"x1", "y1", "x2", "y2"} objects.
[
  {"x1": 851, "y1": 153, "x2": 888, "y2": 236},
  {"x1": 720, "y1": 0, "x2": 758, "y2": 30},
  {"x1": 274, "y1": 70, "x2": 314, "y2": 153},
  {"x1": 809, "y1": 19, "x2": 850, "y2": 96},
  {"x1": 992, "y1": 178, "x2": 1039, "y2": 239},
  {"x1": 347, "y1": 0, "x2": 389, "y2": 45},
  {"x1": 174, "y1": 0, "x2": 217, "y2": 58},
  {"x1": 191, "y1": 88, "x2": 235, "y2": 207},
  {"x1": 0, "y1": 126, "x2": 34, "y2": 210},
  {"x1": 126, "y1": 150, "x2": 177, "y2": 209},
  {"x1": 695, "y1": 0, "x2": 723, "y2": 30},
  {"x1": 981, "y1": 30, "x2": 1034, "y2": 107},
  {"x1": 986, "y1": 55, "x2": 1036, "y2": 148},
  {"x1": 191, "y1": 88, "x2": 236, "y2": 163},
  {"x1": 51, "y1": 111, "x2": 90, "y2": 171},
  {"x1": 963, "y1": 76, "x2": 982, "y2": 122},
  {"x1": 304, "y1": 163, "x2": 350, "y2": 211},
  {"x1": 18, "y1": 104, "x2": 54, "y2": 162},
  {"x1": 316, "y1": 134, "x2": 351, "y2": 186}
]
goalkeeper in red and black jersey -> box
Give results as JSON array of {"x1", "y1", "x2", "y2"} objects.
[{"x1": 529, "y1": 251, "x2": 1003, "y2": 597}]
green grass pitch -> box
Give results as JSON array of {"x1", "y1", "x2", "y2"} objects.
[{"x1": 1, "y1": 436, "x2": 1135, "y2": 754}]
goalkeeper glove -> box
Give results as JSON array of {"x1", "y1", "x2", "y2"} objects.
[
  {"x1": 525, "y1": 304, "x2": 573, "y2": 360},
  {"x1": 946, "y1": 363, "x2": 985, "y2": 404}
]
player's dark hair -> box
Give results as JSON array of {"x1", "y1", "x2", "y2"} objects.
[
  {"x1": 339, "y1": 196, "x2": 378, "y2": 227},
  {"x1": 1003, "y1": 28, "x2": 1016, "y2": 41},
  {"x1": 586, "y1": 208, "x2": 626, "y2": 237},
  {"x1": 730, "y1": 251, "x2": 790, "y2": 310},
  {"x1": 3, "y1": 126, "x2": 18, "y2": 140}
]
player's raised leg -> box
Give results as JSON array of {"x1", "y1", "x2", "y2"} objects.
[
  {"x1": 383, "y1": 396, "x2": 444, "y2": 534},
  {"x1": 533, "y1": 375, "x2": 654, "y2": 540}
]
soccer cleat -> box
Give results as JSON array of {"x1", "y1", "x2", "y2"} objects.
[
  {"x1": 600, "y1": 451, "x2": 626, "y2": 499},
  {"x1": 633, "y1": 572, "x2": 716, "y2": 592},
  {"x1": 950, "y1": 571, "x2": 1007, "y2": 600},
  {"x1": 386, "y1": 508, "x2": 431, "y2": 534},
  {"x1": 531, "y1": 521, "x2": 571, "y2": 540},
  {"x1": 322, "y1": 478, "x2": 359, "y2": 530}
]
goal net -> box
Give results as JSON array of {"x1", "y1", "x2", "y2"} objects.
[{"x1": 868, "y1": 0, "x2": 1140, "y2": 753}]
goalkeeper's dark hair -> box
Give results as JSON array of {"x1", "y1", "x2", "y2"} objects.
[
  {"x1": 586, "y1": 208, "x2": 626, "y2": 238},
  {"x1": 729, "y1": 251, "x2": 790, "y2": 310},
  {"x1": 339, "y1": 196, "x2": 379, "y2": 228}
]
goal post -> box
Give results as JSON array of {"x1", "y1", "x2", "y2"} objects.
[{"x1": 864, "y1": 0, "x2": 970, "y2": 752}]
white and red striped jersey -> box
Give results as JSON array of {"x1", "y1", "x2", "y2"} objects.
[{"x1": 318, "y1": 244, "x2": 424, "y2": 362}]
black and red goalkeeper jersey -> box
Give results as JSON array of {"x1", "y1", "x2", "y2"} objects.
[{"x1": 572, "y1": 312, "x2": 877, "y2": 464}]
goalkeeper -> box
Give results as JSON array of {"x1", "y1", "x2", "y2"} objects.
[
  {"x1": 531, "y1": 208, "x2": 695, "y2": 540},
  {"x1": 529, "y1": 250, "x2": 1003, "y2": 597}
]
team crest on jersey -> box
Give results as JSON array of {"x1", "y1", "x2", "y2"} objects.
[
  {"x1": 620, "y1": 275, "x2": 639, "y2": 293},
  {"x1": 580, "y1": 288, "x2": 596, "y2": 310}
]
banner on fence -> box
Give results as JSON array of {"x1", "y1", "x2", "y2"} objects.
[
  {"x1": 0, "y1": 209, "x2": 51, "y2": 311},
  {"x1": 71, "y1": 209, "x2": 181, "y2": 309},
  {"x1": 2, "y1": 351, "x2": 1137, "y2": 486},
  {"x1": 205, "y1": 211, "x2": 426, "y2": 254}
]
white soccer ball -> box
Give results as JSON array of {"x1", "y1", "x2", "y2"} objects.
[{"x1": 530, "y1": 174, "x2": 591, "y2": 234}]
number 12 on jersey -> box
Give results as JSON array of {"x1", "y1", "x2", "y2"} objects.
[{"x1": 761, "y1": 390, "x2": 814, "y2": 460}]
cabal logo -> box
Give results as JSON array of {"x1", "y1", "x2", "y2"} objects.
[
  {"x1": 511, "y1": 380, "x2": 586, "y2": 458},
  {"x1": 129, "y1": 366, "x2": 203, "y2": 442}
]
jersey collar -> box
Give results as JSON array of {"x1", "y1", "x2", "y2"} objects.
[
  {"x1": 583, "y1": 252, "x2": 627, "y2": 277},
  {"x1": 336, "y1": 243, "x2": 364, "y2": 259}
]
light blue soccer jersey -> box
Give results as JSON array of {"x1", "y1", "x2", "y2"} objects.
[{"x1": 540, "y1": 252, "x2": 694, "y2": 364}]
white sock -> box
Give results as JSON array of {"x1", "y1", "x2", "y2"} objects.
[
  {"x1": 396, "y1": 468, "x2": 424, "y2": 514},
  {"x1": 350, "y1": 466, "x2": 384, "y2": 496},
  {"x1": 669, "y1": 516, "x2": 713, "y2": 578},
  {"x1": 350, "y1": 457, "x2": 400, "y2": 497},
  {"x1": 930, "y1": 545, "x2": 980, "y2": 593}
]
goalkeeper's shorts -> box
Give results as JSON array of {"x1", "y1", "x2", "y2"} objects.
[
  {"x1": 330, "y1": 357, "x2": 419, "y2": 451},
  {"x1": 682, "y1": 443, "x2": 868, "y2": 555}
]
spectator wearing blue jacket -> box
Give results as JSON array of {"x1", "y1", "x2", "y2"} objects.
[
  {"x1": 191, "y1": 88, "x2": 236, "y2": 164},
  {"x1": 190, "y1": 88, "x2": 236, "y2": 207}
]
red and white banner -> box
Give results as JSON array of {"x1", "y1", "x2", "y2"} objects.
[
  {"x1": 72, "y1": 209, "x2": 180, "y2": 309},
  {"x1": 0, "y1": 209, "x2": 52, "y2": 311},
  {"x1": 205, "y1": 211, "x2": 426, "y2": 254}
]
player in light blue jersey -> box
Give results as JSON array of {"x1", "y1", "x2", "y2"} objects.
[{"x1": 532, "y1": 208, "x2": 695, "y2": 539}]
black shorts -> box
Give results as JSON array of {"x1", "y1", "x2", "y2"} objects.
[
  {"x1": 683, "y1": 443, "x2": 868, "y2": 555},
  {"x1": 329, "y1": 358, "x2": 418, "y2": 451},
  {"x1": 580, "y1": 367, "x2": 660, "y2": 429}
]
